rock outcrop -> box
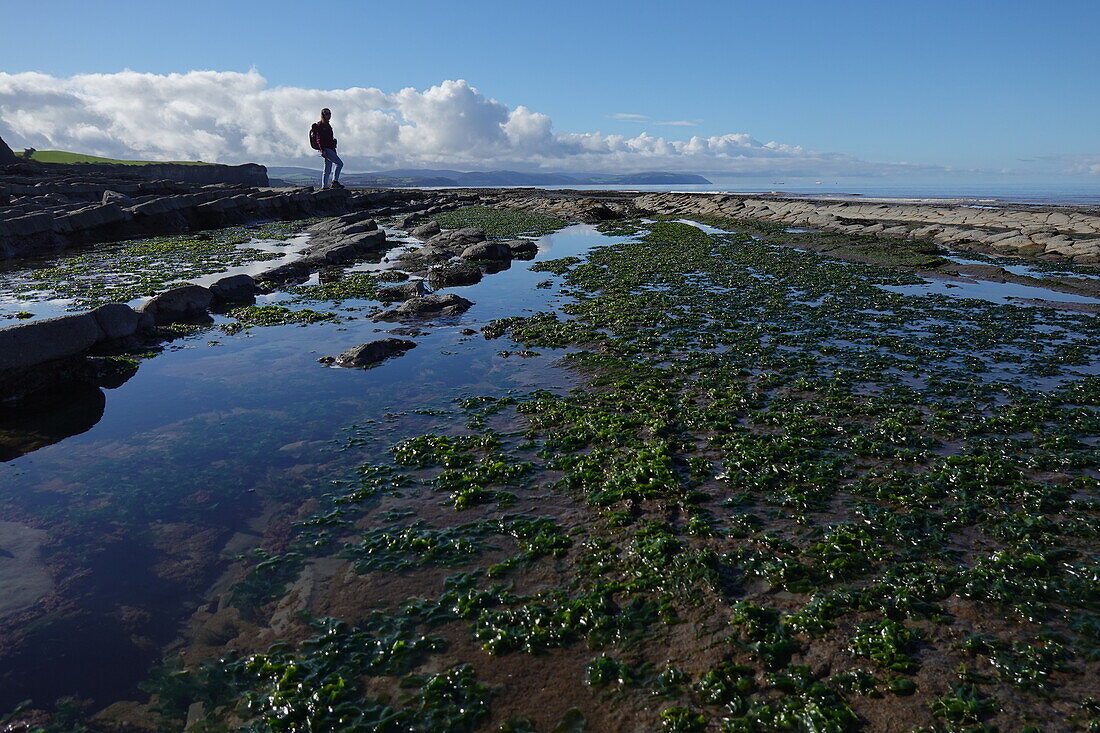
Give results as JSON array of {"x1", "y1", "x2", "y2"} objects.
[
  {"x1": 0, "y1": 135, "x2": 16, "y2": 164},
  {"x1": 625, "y1": 192, "x2": 1100, "y2": 265},
  {"x1": 0, "y1": 305, "x2": 154, "y2": 401},
  {"x1": 0, "y1": 182, "x2": 355, "y2": 261},
  {"x1": 256, "y1": 212, "x2": 388, "y2": 283}
]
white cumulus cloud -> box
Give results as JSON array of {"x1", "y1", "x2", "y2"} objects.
[{"x1": 0, "y1": 69, "x2": 925, "y2": 175}]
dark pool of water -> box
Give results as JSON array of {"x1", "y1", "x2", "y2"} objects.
[{"x1": 0, "y1": 224, "x2": 612, "y2": 710}]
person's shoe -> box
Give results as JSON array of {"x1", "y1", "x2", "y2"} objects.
[{"x1": 330, "y1": 181, "x2": 345, "y2": 189}]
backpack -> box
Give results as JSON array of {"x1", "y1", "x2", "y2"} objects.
[{"x1": 309, "y1": 124, "x2": 320, "y2": 150}]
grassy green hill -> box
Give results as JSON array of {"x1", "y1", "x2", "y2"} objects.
[{"x1": 26, "y1": 150, "x2": 213, "y2": 166}]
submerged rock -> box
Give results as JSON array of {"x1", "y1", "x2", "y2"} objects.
[{"x1": 333, "y1": 338, "x2": 417, "y2": 368}]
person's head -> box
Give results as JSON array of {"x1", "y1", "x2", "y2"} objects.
[{"x1": 320, "y1": 108, "x2": 331, "y2": 122}]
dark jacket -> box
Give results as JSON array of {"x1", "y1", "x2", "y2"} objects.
[{"x1": 311, "y1": 121, "x2": 337, "y2": 151}]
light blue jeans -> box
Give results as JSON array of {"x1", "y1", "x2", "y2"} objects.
[{"x1": 321, "y1": 148, "x2": 343, "y2": 188}]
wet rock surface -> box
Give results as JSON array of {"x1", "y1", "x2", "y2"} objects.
[
  {"x1": 376, "y1": 280, "x2": 429, "y2": 302},
  {"x1": 136, "y1": 285, "x2": 214, "y2": 326},
  {"x1": 410, "y1": 220, "x2": 441, "y2": 239},
  {"x1": 428, "y1": 262, "x2": 483, "y2": 287},
  {"x1": 375, "y1": 292, "x2": 474, "y2": 320},
  {"x1": 331, "y1": 338, "x2": 417, "y2": 368},
  {"x1": 460, "y1": 240, "x2": 513, "y2": 261},
  {"x1": 209, "y1": 274, "x2": 257, "y2": 304},
  {"x1": 503, "y1": 238, "x2": 538, "y2": 256}
]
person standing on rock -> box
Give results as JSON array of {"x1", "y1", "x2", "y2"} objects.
[{"x1": 310, "y1": 108, "x2": 344, "y2": 189}]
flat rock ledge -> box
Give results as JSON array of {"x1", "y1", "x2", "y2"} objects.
[
  {"x1": 257, "y1": 212, "x2": 389, "y2": 283},
  {"x1": 0, "y1": 308, "x2": 151, "y2": 402},
  {"x1": 0, "y1": 162, "x2": 482, "y2": 262},
  {"x1": 0, "y1": 273, "x2": 259, "y2": 402},
  {"x1": 478, "y1": 189, "x2": 1100, "y2": 266}
]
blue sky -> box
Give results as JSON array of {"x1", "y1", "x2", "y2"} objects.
[{"x1": 1, "y1": 0, "x2": 1097, "y2": 178}]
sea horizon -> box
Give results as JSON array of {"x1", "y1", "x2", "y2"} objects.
[{"x1": 417, "y1": 179, "x2": 1100, "y2": 207}]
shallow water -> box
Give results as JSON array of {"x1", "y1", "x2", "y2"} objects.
[
  {"x1": 0, "y1": 224, "x2": 613, "y2": 708},
  {"x1": 880, "y1": 276, "x2": 1100, "y2": 306},
  {"x1": 944, "y1": 254, "x2": 1100, "y2": 282},
  {"x1": 0, "y1": 216, "x2": 1096, "y2": 715}
]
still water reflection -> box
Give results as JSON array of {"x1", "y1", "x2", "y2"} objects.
[{"x1": 0, "y1": 224, "x2": 607, "y2": 709}]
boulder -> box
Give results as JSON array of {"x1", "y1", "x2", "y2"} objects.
[
  {"x1": 503, "y1": 239, "x2": 538, "y2": 256},
  {"x1": 333, "y1": 338, "x2": 417, "y2": 368},
  {"x1": 460, "y1": 241, "x2": 513, "y2": 261},
  {"x1": 309, "y1": 241, "x2": 360, "y2": 264},
  {"x1": 210, "y1": 274, "x2": 257, "y2": 303},
  {"x1": 429, "y1": 263, "x2": 483, "y2": 287},
  {"x1": 395, "y1": 244, "x2": 457, "y2": 265},
  {"x1": 344, "y1": 230, "x2": 387, "y2": 252},
  {"x1": 255, "y1": 261, "x2": 310, "y2": 283},
  {"x1": 136, "y1": 285, "x2": 214, "y2": 325},
  {"x1": 377, "y1": 280, "x2": 429, "y2": 302},
  {"x1": 376, "y1": 293, "x2": 474, "y2": 321},
  {"x1": 91, "y1": 303, "x2": 147, "y2": 340},
  {"x1": 82, "y1": 355, "x2": 140, "y2": 389},
  {"x1": 410, "y1": 221, "x2": 442, "y2": 239},
  {"x1": 427, "y1": 227, "x2": 486, "y2": 249},
  {"x1": 0, "y1": 313, "x2": 104, "y2": 372}
]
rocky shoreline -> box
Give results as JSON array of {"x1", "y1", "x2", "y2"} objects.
[
  {"x1": 0, "y1": 178, "x2": 1097, "y2": 730},
  {"x1": 2, "y1": 166, "x2": 1098, "y2": 404},
  {"x1": 471, "y1": 188, "x2": 1100, "y2": 265}
]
